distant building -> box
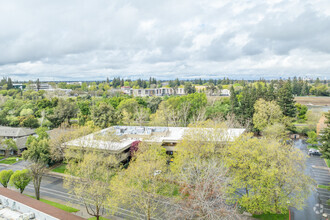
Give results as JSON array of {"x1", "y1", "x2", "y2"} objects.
[
  {"x1": 12, "y1": 83, "x2": 26, "y2": 90},
  {"x1": 121, "y1": 87, "x2": 186, "y2": 97},
  {"x1": 0, "y1": 126, "x2": 35, "y2": 155},
  {"x1": 0, "y1": 187, "x2": 83, "y2": 220},
  {"x1": 67, "y1": 82, "x2": 82, "y2": 85},
  {"x1": 63, "y1": 126, "x2": 246, "y2": 161},
  {"x1": 220, "y1": 89, "x2": 231, "y2": 96},
  {"x1": 28, "y1": 83, "x2": 52, "y2": 91},
  {"x1": 121, "y1": 86, "x2": 133, "y2": 95}
]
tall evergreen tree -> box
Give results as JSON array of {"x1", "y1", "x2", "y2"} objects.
[
  {"x1": 256, "y1": 83, "x2": 263, "y2": 100},
  {"x1": 239, "y1": 86, "x2": 257, "y2": 125},
  {"x1": 266, "y1": 82, "x2": 276, "y2": 101},
  {"x1": 7, "y1": 77, "x2": 13, "y2": 90},
  {"x1": 277, "y1": 81, "x2": 296, "y2": 117},
  {"x1": 230, "y1": 86, "x2": 239, "y2": 116},
  {"x1": 36, "y1": 78, "x2": 40, "y2": 91},
  {"x1": 292, "y1": 76, "x2": 299, "y2": 96}
]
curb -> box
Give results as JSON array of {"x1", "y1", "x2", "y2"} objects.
[
  {"x1": 45, "y1": 171, "x2": 79, "y2": 180},
  {"x1": 312, "y1": 165, "x2": 330, "y2": 171}
]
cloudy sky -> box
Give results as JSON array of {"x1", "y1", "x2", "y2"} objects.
[{"x1": 1, "y1": 0, "x2": 330, "y2": 81}]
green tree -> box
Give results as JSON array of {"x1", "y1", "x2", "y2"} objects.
[
  {"x1": 7, "y1": 78, "x2": 13, "y2": 90},
  {"x1": 22, "y1": 128, "x2": 50, "y2": 200},
  {"x1": 1, "y1": 139, "x2": 18, "y2": 158},
  {"x1": 91, "y1": 102, "x2": 116, "y2": 128},
  {"x1": 306, "y1": 131, "x2": 318, "y2": 146},
  {"x1": 65, "y1": 152, "x2": 118, "y2": 220},
  {"x1": 20, "y1": 115, "x2": 39, "y2": 128},
  {"x1": 77, "y1": 100, "x2": 90, "y2": 125},
  {"x1": 230, "y1": 86, "x2": 238, "y2": 115},
  {"x1": 110, "y1": 143, "x2": 173, "y2": 220},
  {"x1": 0, "y1": 170, "x2": 14, "y2": 188},
  {"x1": 277, "y1": 81, "x2": 296, "y2": 117},
  {"x1": 253, "y1": 99, "x2": 283, "y2": 131},
  {"x1": 184, "y1": 82, "x2": 196, "y2": 94},
  {"x1": 224, "y1": 134, "x2": 313, "y2": 214},
  {"x1": 9, "y1": 169, "x2": 32, "y2": 193},
  {"x1": 146, "y1": 97, "x2": 162, "y2": 114},
  {"x1": 36, "y1": 78, "x2": 40, "y2": 91},
  {"x1": 47, "y1": 98, "x2": 78, "y2": 127},
  {"x1": 295, "y1": 103, "x2": 308, "y2": 122},
  {"x1": 117, "y1": 98, "x2": 139, "y2": 124},
  {"x1": 262, "y1": 123, "x2": 289, "y2": 141},
  {"x1": 150, "y1": 101, "x2": 171, "y2": 126},
  {"x1": 20, "y1": 108, "x2": 34, "y2": 117},
  {"x1": 237, "y1": 85, "x2": 257, "y2": 125},
  {"x1": 265, "y1": 82, "x2": 276, "y2": 101}
]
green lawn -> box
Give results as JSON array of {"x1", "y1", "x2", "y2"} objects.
[
  {"x1": 25, "y1": 195, "x2": 79, "y2": 213},
  {"x1": 325, "y1": 159, "x2": 330, "y2": 168},
  {"x1": 307, "y1": 145, "x2": 319, "y2": 149},
  {"x1": 0, "y1": 157, "x2": 22, "y2": 164},
  {"x1": 253, "y1": 213, "x2": 289, "y2": 220},
  {"x1": 88, "y1": 217, "x2": 110, "y2": 220},
  {"x1": 318, "y1": 184, "x2": 329, "y2": 190},
  {"x1": 51, "y1": 163, "x2": 67, "y2": 173}
]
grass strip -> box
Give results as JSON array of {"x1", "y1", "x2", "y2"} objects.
[
  {"x1": 25, "y1": 195, "x2": 79, "y2": 213},
  {"x1": 252, "y1": 213, "x2": 289, "y2": 220},
  {"x1": 325, "y1": 159, "x2": 330, "y2": 168},
  {"x1": 318, "y1": 184, "x2": 329, "y2": 190},
  {"x1": 0, "y1": 157, "x2": 22, "y2": 164},
  {"x1": 88, "y1": 217, "x2": 110, "y2": 220},
  {"x1": 51, "y1": 163, "x2": 67, "y2": 173}
]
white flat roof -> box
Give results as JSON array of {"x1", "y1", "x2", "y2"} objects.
[
  {"x1": 63, "y1": 128, "x2": 137, "y2": 153},
  {"x1": 63, "y1": 126, "x2": 245, "y2": 152}
]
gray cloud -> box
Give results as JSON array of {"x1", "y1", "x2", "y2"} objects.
[{"x1": 0, "y1": 0, "x2": 329, "y2": 80}]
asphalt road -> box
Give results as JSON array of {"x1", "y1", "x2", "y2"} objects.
[
  {"x1": 2, "y1": 140, "x2": 329, "y2": 220},
  {"x1": 291, "y1": 139, "x2": 330, "y2": 220},
  {"x1": 0, "y1": 161, "x2": 146, "y2": 220}
]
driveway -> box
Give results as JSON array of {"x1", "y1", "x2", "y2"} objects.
[{"x1": 291, "y1": 139, "x2": 330, "y2": 220}]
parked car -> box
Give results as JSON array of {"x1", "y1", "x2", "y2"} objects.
[{"x1": 308, "y1": 149, "x2": 322, "y2": 156}]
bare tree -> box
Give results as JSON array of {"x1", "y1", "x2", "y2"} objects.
[
  {"x1": 50, "y1": 125, "x2": 96, "y2": 162},
  {"x1": 29, "y1": 162, "x2": 47, "y2": 200},
  {"x1": 172, "y1": 158, "x2": 241, "y2": 220},
  {"x1": 64, "y1": 152, "x2": 118, "y2": 220},
  {"x1": 191, "y1": 107, "x2": 207, "y2": 124},
  {"x1": 168, "y1": 108, "x2": 181, "y2": 127},
  {"x1": 180, "y1": 101, "x2": 191, "y2": 127},
  {"x1": 134, "y1": 106, "x2": 150, "y2": 126}
]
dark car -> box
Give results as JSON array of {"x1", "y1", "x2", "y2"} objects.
[{"x1": 308, "y1": 149, "x2": 322, "y2": 156}]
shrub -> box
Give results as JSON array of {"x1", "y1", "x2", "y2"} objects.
[{"x1": 0, "y1": 170, "x2": 14, "y2": 188}]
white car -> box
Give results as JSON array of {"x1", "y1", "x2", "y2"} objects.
[{"x1": 308, "y1": 149, "x2": 322, "y2": 156}]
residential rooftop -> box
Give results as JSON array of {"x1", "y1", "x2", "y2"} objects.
[{"x1": 0, "y1": 126, "x2": 35, "y2": 138}]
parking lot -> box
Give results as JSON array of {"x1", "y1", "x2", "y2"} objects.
[
  {"x1": 292, "y1": 140, "x2": 330, "y2": 220},
  {"x1": 311, "y1": 157, "x2": 330, "y2": 215}
]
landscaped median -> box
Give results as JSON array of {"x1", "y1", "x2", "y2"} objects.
[
  {"x1": 87, "y1": 217, "x2": 110, "y2": 220},
  {"x1": 0, "y1": 157, "x2": 22, "y2": 164},
  {"x1": 325, "y1": 159, "x2": 330, "y2": 168},
  {"x1": 252, "y1": 213, "x2": 289, "y2": 220},
  {"x1": 25, "y1": 194, "x2": 79, "y2": 213},
  {"x1": 51, "y1": 163, "x2": 67, "y2": 173},
  {"x1": 318, "y1": 184, "x2": 329, "y2": 190}
]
